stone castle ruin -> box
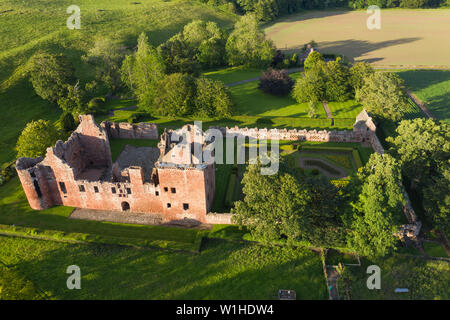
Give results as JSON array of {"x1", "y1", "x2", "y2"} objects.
[
  {"x1": 16, "y1": 115, "x2": 215, "y2": 223},
  {"x1": 15, "y1": 111, "x2": 420, "y2": 237}
]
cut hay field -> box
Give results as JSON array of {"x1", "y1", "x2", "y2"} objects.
[
  {"x1": 265, "y1": 9, "x2": 450, "y2": 67},
  {"x1": 0, "y1": 234, "x2": 328, "y2": 299}
]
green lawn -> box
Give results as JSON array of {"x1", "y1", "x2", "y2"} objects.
[
  {"x1": 327, "y1": 100, "x2": 363, "y2": 119},
  {"x1": 229, "y1": 75, "x2": 327, "y2": 118},
  {"x1": 0, "y1": 235, "x2": 328, "y2": 299},
  {"x1": 398, "y1": 70, "x2": 450, "y2": 124},
  {"x1": 0, "y1": 0, "x2": 236, "y2": 166},
  {"x1": 204, "y1": 66, "x2": 263, "y2": 84},
  {"x1": 297, "y1": 141, "x2": 373, "y2": 165},
  {"x1": 340, "y1": 254, "x2": 450, "y2": 300}
]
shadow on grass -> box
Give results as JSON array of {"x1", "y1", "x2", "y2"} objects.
[
  {"x1": 294, "y1": 38, "x2": 422, "y2": 63},
  {"x1": 9, "y1": 237, "x2": 327, "y2": 299}
]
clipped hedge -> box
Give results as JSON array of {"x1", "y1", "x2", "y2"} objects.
[
  {"x1": 225, "y1": 173, "x2": 237, "y2": 208},
  {"x1": 352, "y1": 149, "x2": 363, "y2": 168},
  {"x1": 333, "y1": 118, "x2": 355, "y2": 129}
]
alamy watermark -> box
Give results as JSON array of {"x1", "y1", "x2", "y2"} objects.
[
  {"x1": 66, "y1": 265, "x2": 81, "y2": 289},
  {"x1": 367, "y1": 5, "x2": 381, "y2": 30},
  {"x1": 366, "y1": 265, "x2": 381, "y2": 290},
  {"x1": 67, "y1": 5, "x2": 81, "y2": 30}
]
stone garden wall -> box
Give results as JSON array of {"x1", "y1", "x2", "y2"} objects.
[{"x1": 101, "y1": 121, "x2": 158, "y2": 140}]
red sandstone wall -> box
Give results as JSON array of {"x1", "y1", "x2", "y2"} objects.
[{"x1": 157, "y1": 167, "x2": 209, "y2": 223}]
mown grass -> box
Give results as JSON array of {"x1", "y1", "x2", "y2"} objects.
[
  {"x1": 340, "y1": 254, "x2": 450, "y2": 300},
  {"x1": 0, "y1": 0, "x2": 236, "y2": 165},
  {"x1": 397, "y1": 70, "x2": 450, "y2": 123},
  {"x1": 229, "y1": 72, "x2": 327, "y2": 117},
  {"x1": 327, "y1": 100, "x2": 363, "y2": 119},
  {"x1": 0, "y1": 235, "x2": 328, "y2": 299},
  {"x1": 0, "y1": 178, "x2": 202, "y2": 252},
  {"x1": 204, "y1": 66, "x2": 263, "y2": 84}
]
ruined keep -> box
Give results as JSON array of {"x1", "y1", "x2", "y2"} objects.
[
  {"x1": 16, "y1": 110, "x2": 419, "y2": 236},
  {"x1": 16, "y1": 115, "x2": 215, "y2": 223}
]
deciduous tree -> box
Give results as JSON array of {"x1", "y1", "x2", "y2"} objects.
[
  {"x1": 355, "y1": 72, "x2": 410, "y2": 121},
  {"x1": 16, "y1": 120, "x2": 60, "y2": 159}
]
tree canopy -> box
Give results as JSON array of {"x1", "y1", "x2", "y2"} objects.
[
  {"x1": 347, "y1": 153, "x2": 405, "y2": 258},
  {"x1": 28, "y1": 52, "x2": 75, "y2": 103},
  {"x1": 16, "y1": 120, "x2": 60, "y2": 159},
  {"x1": 83, "y1": 37, "x2": 125, "y2": 93},
  {"x1": 387, "y1": 118, "x2": 450, "y2": 235},
  {"x1": 232, "y1": 162, "x2": 310, "y2": 243},
  {"x1": 355, "y1": 72, "x2": 410, "y2": 121},
  {"x1": 120, "y1": 33, "x2": 166, "y2": 112},
  {"x1": 226, "y1": 14, "x2": 275, "y2": 68}
]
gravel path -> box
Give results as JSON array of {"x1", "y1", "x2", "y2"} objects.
[
  {"x1": 69, "y1": 208, "x2": 212, "y2": 229},
  {"x1": 70, "y1": 208, "x2": 164, "y2": 225}
]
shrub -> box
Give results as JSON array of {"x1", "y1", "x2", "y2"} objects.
[
  {"x1": 225, "y1": 173, "x2": 237, "y2": 208},
  {"x1": 258, "y1": 68, "x2": 294, "y2": 95},
  {"x1": 256, "y1": 117, "x2": 274, "y2": 126},
  {"x1": 0, "y1": 162, "x2": 16, "y2": 186}
]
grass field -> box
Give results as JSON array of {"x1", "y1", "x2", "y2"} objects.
[
  {"x1": 229, "y1": 73, "x2": 327, "y2": 118},
  {"x1": 204, "y1": 67, "x2": 264, "y2": 84},
  {"x1": 0, "y1": 0, "x2": 236, "y2": 165},
  {"x1": 327, "y1": 100, "x2": 363, "y2": 119},
  {"x1": 264, "y1": 9, "x2": 450, "y2": 67},
  {"x1": 397, "y1": 70, "x2": 450, "y2": 123},
  {"x1": 0, "y1": 235, "x2": 328, "y2": 299},
  {"x1": 340, "y1": 254, "x2": 450, "y2": 300}
]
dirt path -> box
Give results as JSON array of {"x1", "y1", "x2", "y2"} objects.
[
  {"x1": 226, "y1": 67, "x2": 303, "y2": 87},
  {"x1": 405, "y1": 89, "x2": 436, "y2": 119}
]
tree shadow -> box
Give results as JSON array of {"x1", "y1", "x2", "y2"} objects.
[
  {"x1": 289, "y1": 38, "x2": 422, "y2": 63},
  {"x1": 10, "y1": 237, "x2": 328, "y2": 300},
  {"x1": 264, "y1": 9, "x2": 352, "y2": 29}
]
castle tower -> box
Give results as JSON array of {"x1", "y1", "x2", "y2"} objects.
[{"x1": 15, "y1": 157, "x2": 54, "y2": 210}]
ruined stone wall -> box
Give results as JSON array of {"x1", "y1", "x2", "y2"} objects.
[
  {"x1": 101, "y1": 121, "x2": 158, "y2": 140},
  {"x1": 212, "y1": 126, "x2": 369, "y2": 143}
]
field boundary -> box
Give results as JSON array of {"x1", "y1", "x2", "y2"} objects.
[
  {"x1": 405, "y1": 89, "x2": 436, "y2": 119},
  {"x1": 0, "y1": 224, "x2": 204, "y2": 254}
]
